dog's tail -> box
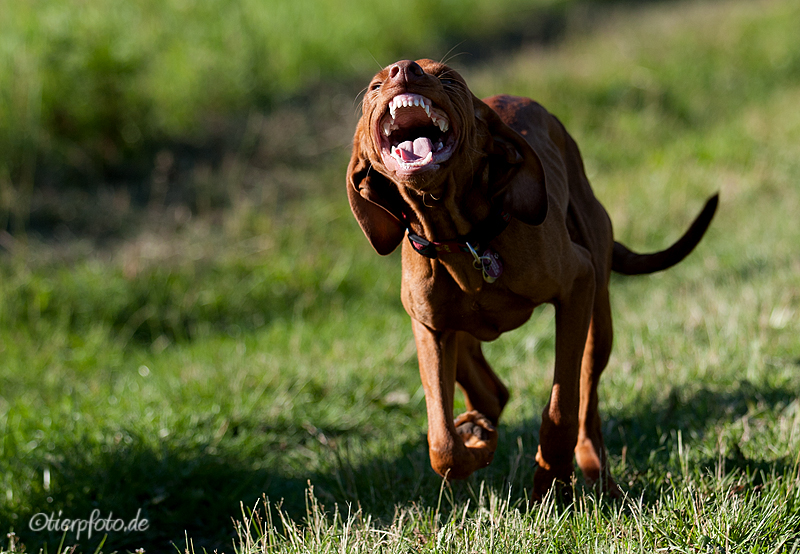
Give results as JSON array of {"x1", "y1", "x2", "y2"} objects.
[{"x1": 612, "y1": 193, "x2": 718, "y2": 276}]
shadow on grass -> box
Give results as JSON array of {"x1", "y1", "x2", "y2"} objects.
[
  {"x1": 13, "y1": 0, "x2": 718, "y2": 245},
  {"x1": 6, "y1": 378, "x2": 796, "y2": 552},
  {"x1": 5, "y1": 433, "x2": 364, "y2": 552}
]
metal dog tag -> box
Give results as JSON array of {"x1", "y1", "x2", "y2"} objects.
[
  {"x1": 467, "y1": 242, "x2": 504, "y2": 283},
  {"x1": 480, "y1": 248, "x2": 503, "y2": 283}
]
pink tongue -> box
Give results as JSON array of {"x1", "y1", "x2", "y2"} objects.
[{"x1": 397, "y1": 137, "x2": 433, "y2": 162}]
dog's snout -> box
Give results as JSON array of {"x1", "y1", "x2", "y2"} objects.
[{"x1": 388, "y1": 60, "x2": 425, "y2": 84}]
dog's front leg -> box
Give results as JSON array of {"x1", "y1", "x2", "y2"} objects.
[
  {"x1": 533, "y1": 245, "x2": 596, "y2": 500},
  {"x1": 412, "y1": 318, "x2": 498, "y2": 480}
]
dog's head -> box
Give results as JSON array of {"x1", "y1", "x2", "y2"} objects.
[{"x1": 347, "y1": 59, "x2": 547, "y2": 255}]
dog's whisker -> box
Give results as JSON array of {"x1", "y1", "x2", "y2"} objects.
[
  {"x1": 440, "y1": 42, "x2": 467, "y2": 66},
  {"x1": 368, "y1": 51, "x2": 385, "y2": 71}
]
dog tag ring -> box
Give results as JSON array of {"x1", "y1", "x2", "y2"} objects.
[
  {"x1": 466, "y1": 243, "x2": 504, "y2": 283},
  {"x1": 480, "y1": 248, "x2": 503, "y2": 283}
]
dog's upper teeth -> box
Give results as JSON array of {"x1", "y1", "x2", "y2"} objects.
[
  {"x1": 385, "y1": 96, "x2": 447, "y2": 136},
  {"x1": 431, "y1": 115, "x2": 449, "y2": 132}
]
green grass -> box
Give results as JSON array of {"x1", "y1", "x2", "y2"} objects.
[
  {"x1": 0, "y1": 0, "x2": 550, "y2": 198},
  {"x1": 2, "y1": 0, "x2": 800, "y2": 552}
]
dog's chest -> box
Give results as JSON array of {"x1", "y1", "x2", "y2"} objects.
[{"x1": 401, "y1": 262, "x2": 535, "y2": 341}]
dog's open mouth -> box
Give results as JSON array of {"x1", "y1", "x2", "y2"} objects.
[{"x1": 378, "y1": 93, "x2": 456, "y2": 176}]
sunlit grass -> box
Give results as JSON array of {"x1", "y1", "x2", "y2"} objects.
[{"x1": 0, "y1": 0, "x2": 551, "y2": 192}]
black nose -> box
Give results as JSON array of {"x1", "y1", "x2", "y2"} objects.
[{"x1": 388, "y1": 60, "x2": 425, "y2": 84}]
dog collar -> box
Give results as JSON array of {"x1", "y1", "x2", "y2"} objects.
[
  {"x1": 405, "y1": 208, "x2": 511, "y2": 283},
  {"x1": 405, "y1": 208, "x2": 511, "y2": 259}
]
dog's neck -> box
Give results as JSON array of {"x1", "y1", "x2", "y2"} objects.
[{"x1": 397, "y1": 154, "x2": 493, "y2": 243}]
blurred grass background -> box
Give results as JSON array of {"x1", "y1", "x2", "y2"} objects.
[
  {"x1": 0, "y1": 0, "x2": 551, "y2": 233},
  {"x1": 1, "y1": 0, "x2": 799, "y2": 552}
]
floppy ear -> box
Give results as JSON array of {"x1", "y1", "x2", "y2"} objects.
[
  {"x1": 346, "y1": 143, "x2": 406, "y2": 255},
  {"x1": 474, "y1": 98, "x2": 548, "y2": 226}
]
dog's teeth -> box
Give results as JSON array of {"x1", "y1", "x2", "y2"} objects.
[
  {"x1": 424, "y1": 103, "x2": 431, "y2": 116},
  {"x1": 383, "y1": 122, "x2": 391, "y2": 136},
  {"x1": 436, "y1": 141, "x2": 443, "y2": 150},
  {"x1": 413, "y1": 97, "x2": 420, "y2": 106},
  {"x1": 437, "y1": 119, "x2": 449, "y2": 132}
]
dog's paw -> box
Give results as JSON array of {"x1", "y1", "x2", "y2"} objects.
[
  {"x1": 428, "y1": 411, "x2": 499, "y2": 480},
  {"x1": 532, "y1": 446, "x2": 575, "y2": 502},
  {"x1": 575, "y1": 438, "x2": 623, "y2": 499},
  {"x1": 532, "y1": 465, "x2": 575, "y2": 502},
  {"x1": 453, "y1": 410, "x2": 498, "y2": 468}
]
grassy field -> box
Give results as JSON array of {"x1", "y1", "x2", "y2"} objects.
[
  {"x1": 2, "y1": 0, "x2": 800, "y2": 552},
  {"x1": 0, "y1": 0, "x2": 547, "y2": 213}
]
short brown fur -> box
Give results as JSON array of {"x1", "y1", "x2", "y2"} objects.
[{"x1": 347, "y1": 59, "x2": 717, "y2": 498}]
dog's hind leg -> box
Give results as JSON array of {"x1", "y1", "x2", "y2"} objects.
[
  {"x1": 455, "y1": 332, "x2": 510, "y2": 426},
  {"x1": 574, "y1": 286, "x2": 622, "y2": 497},
  {"x1": 533, "y1": 244, "x2": 595, "y2": 500}
]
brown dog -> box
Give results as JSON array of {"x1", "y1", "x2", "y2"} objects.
[{"x1": 346, "y1": 59, "x2": 717, "y2": 498}]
